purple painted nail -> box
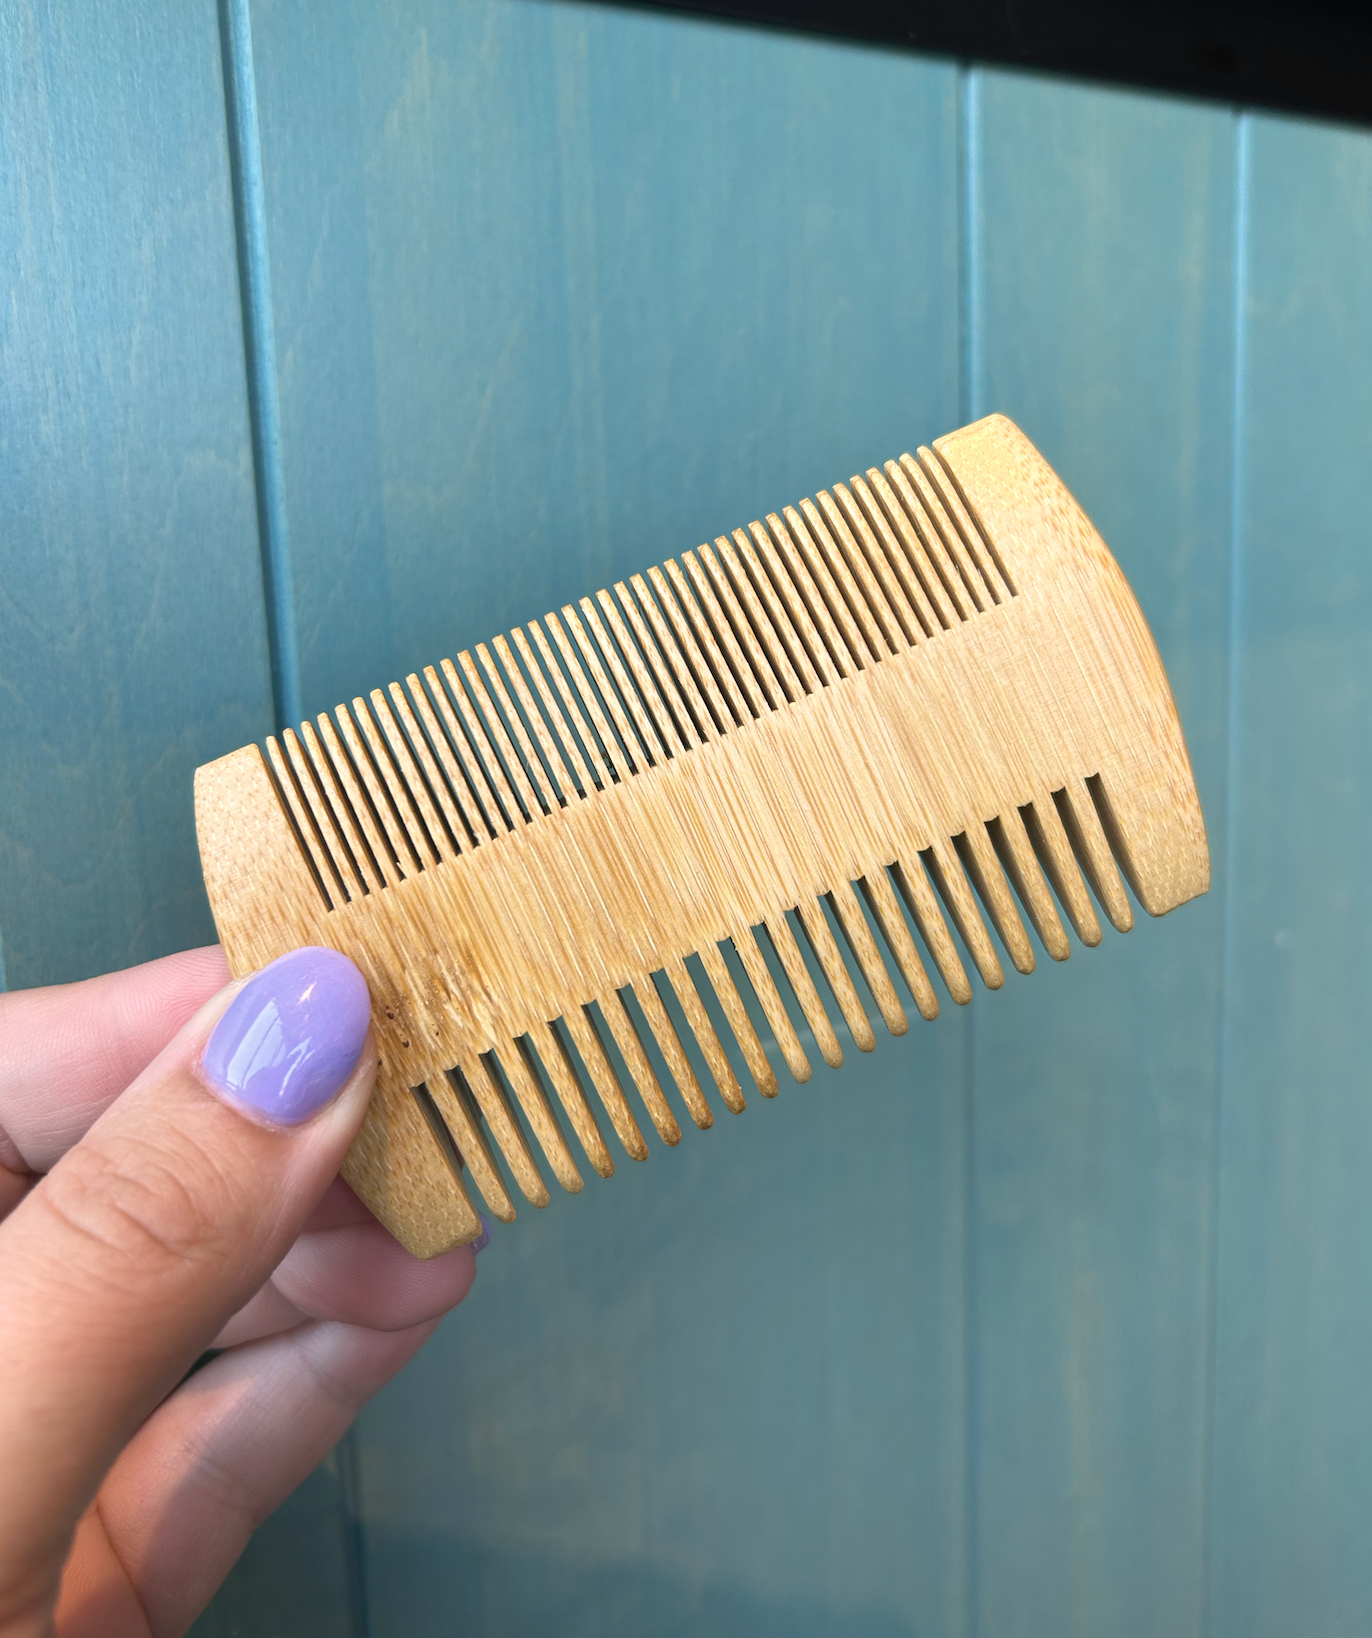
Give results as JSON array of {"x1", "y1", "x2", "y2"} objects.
[
  {"x1": 472, "y1": 1213, "x2": 492, "y2": 1255},
  {"x1": 202, "y1": 947, "x2": 371, "y2": 1127}
]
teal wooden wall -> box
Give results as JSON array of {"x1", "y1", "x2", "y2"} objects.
[{"x1": 3, "y1": 2, "x2": 1370, "y2": 1633}]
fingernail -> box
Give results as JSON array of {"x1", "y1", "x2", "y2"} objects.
[
  {"x1": 472, "y1": 1213, "x2": 492, "y2": 1255},
  {"x1": 202, "y1": 947, "x2": 371, "y2": 1127}
]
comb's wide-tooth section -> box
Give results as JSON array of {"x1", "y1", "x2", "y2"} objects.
[
  {"x1": 525, "y1": 1018, "x2": 613, "y2": 1177},
  {"x1": 562, "y1": 1007, "x2": 649, "y2": 1161},
  {"x1": 197, "y1": 414, "x2": 1210, "y2": 1258},
  {"x1": 859, "y1": 870, "x2": 940, "y2": 1022},
  {"x1": 426, "y1": 1072, "x2": 516, "y2": 1223},
  {"x1": 632, "y1": 975, "x2": 713, "y2": 1130},
  {"x1": 698, "y1": 943, "x2": 777, "y2": 1097},
  {"x1": 597, "y1": 991, "x2": 682, "y2": 1145},
  {"x1": 827, "y1": 880, "x2": 908, "y2": 1037},
  {"x1": 924, "y1": 837, "x2": 1006, "y2": 990},
  {"x1": 458, "y1": 1051, "x2": 549, "y2": 1208},
  {"x1": 1055, "y1": 777, "x2": 1134, "y2": 934},
  {"x1": 989, "y1": 808, "x2": 1072, "y2": 962},
  {"x1": 795, "y1": 898, "x2": 874, "y2": 1052},
  {"x1": 495, "y1": 1042, "x2": 583, "y2": 1193},
  {"x1": 731, "y1": 928, "x2": 811, "y2": 1083},
  {"x1": 891, "y1": 856, "x2": 973, "y2": 1005},
  {"x1": 954, "y1": 824, "x2": 1037, "y2": 976},
  {"x1": 1022, "y1": 793, "x2": 1103, "y2": 947},
  {"x1": 662, "y1": 956, "x2": 746, "y2": 1114}
]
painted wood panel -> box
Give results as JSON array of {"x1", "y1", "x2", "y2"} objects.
[
  {"x1": 964, "y1": 70, "x2": 1237, "y2": 1638},
  {"x1": 1209, "y1": 114, "x2": 1372, "y2": 1638},
  {"x1": 0, "y1": 0, "x2": 276, "y2": 989},
  {"x1": 243, "y1": 2, "x2": 968, "y2": 1631}
]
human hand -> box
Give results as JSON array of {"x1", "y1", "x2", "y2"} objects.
[{"x1": 0, "y1": 944, "x2": 480, "y2": 1637}]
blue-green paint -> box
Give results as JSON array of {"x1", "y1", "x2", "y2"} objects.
[{"x1": 3, "y1": 3, "x2": 1371, "y2": 1634}]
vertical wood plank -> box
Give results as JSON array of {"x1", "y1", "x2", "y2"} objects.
[
  {"x1": 246, "y1": 3, "x2": 967, "y2": 1629},
  {"x1": 967, "y1": 71, "x2": 1235, "y2": 1638},
  {"x1": 1209, "y1": 113, "x2": 1372, "y2": 1638},
  {"x1": 0, "y1": 0, "x2": 275, "y2": 987}
]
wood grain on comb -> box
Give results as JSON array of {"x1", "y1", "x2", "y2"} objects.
[{"x1": 195, "y1": 416, "x2": 1209, "y2": 1258}]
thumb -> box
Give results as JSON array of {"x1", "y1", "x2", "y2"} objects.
[{"x1": 0, "y1": 946, "x2": 374, "y2": 1629}]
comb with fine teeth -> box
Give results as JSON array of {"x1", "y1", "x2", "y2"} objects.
[{"x1": 195, "y1": 414, "x2": 1209, "y2": 1258}]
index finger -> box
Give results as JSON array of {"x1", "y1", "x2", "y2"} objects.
[{"x1": 0, "y1": 946, "x2": 229, "y2": 1186}]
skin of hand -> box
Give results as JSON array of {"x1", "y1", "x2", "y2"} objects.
[{"x1": 0, "y1": 944, "x2": 480, "y2": 1638}]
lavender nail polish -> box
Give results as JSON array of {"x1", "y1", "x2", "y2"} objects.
[
  {"x1": 472, "y1": 1213, "x2": 492, "y2": 1255},
  {"x1": 202, "y1": 947, "x2": 371, "y2": 1127}
]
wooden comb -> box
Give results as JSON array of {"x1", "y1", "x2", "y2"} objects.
[{"x1": 195, "y1": 415, "x2": 1208, "y2": 1258}]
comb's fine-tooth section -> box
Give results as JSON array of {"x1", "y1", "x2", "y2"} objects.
[{"x1": 197, "y1": 415, "x2": 1210, "y2": 1258}]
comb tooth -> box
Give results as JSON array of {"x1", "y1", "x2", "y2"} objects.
[
  {"x1": 369, "y1": 690, "x2": 449, "y2": 862},
  {"x1": 494, "y1": 633, "x2": 574, "y2": 801},
  {"x1": 318, "y1": 711, "x2": 398, "y2": 883},
  {"x1": 925, "y1": 440, "x2": 1019, "y2": 596},
  {"x1": 536, "y1": 613, "x2": 618, "y2": 787},
  {"x1": 564, "y1": 602, "x2": 653, "y2": 773},
  {"x1": 697, "y1": 943, "x2": 778, "y2": 1096},
  {"x1": 432, "y1": 655, "x2": 523, "y2": 825},
  {"x1": 596, "y1": 992, "x2": 682, "y2": 1145},
  {"x1": 715, "y1": 534, "x2": 805, "y2": 702},
  {"x1": 827, "y1": 880, "x2": 908, "y2": 1036},
  {"x1": 662, "y1": 955, "x2": 746, "y2": 1113},
  {"x1": 524, "y1": 1018, "x2": 613, "y2": 1177},
  {"x1": 794, "y1": 899, "x2": 875, "y2": 1051},
  {"x1": 593, "y1": 589, "x2": 681, "y2": 754},
  {"x1": 1021, "y1": 794, "x2": 1103, "y2": 947},
  {"x1": 729, "y1": 929, "x2": 811, "y2": 1083},
  {"x1": 891, "y1": 855, "x2": 973, "y2": 1005},
  {"x1": 633, "y1": 975, "x2": 714, "y2": 1130},
  {"x1": 561, "y1": 1006, "x2": 649, "y2": 1160},
  {"x1": 988, "y1": 810, "x2": 1072, "y2": 962},
  {"x1": 662, "y1": 558, "x2": 750, "y2": 727},
  {"x1": 283, "y1": 726, "x2": 367, "y2": 897},
  {"x1": 753, "y1": 517, "x2": 844, "y2": 683},
  {"x1": 458, "y1": 1051, "x2": 550, "y2": 1207},
  {"x1": 764, "y1": 913, "x2": 843, "y2": 1067},
  {"x1": 476, "y1": 642, "x2": 558, "y2": 811},
  {"x1": 854, "y1": 470, "x2": 962, "y2": 627},
  {"x1": 830, "y1": 483, "x2": 939, "y2": 639},
  {"x1": 298, "y1": 720, "x2": 380, "y2": 890},
  {"x1": 388, "y1": 683, "x2": 470, "y2": 854},
  {"x1": 954, "y1": 824, "x2": 1037, "y2": 975},
  {"x1": 1055, "y1": 777, "x2": 1134, "y2": 934},
  {"x1": 648, "y1": 565, "x2": 735, "y2": 734},
  {"x1": 458, "y1": 650, "x2": 544, "y2": 819},
  {"x1": 916, "y1": 445, "x2": 1001, "y2": 606},
  {"x1": 800, "y1": 496, "x2": 899, "y2": 659},
  {"x1": 266, "y1": 734, "x2": 344, "y2": 905},
  {"x1": 923, "y1": 837, "x2": 1005, "y2": 989},
  {"x1": 615, "y1": 579, "x2": 705, "y2": 748},
  {"x1": 733, "y1": 527, "x2": 821, "y2": 693},
  {"x1": 509, "y1": 628, "x2": 589, "y2": 798},
  {"x1": 783, "y1": 503, "x2": 880, "y2": 667},
  {"x1": 347, "y1": 698, "x2": 429, "y2": 870},
  {"x1": 426, "y1": 1071, "x2": 516, "y2": 1222},
  {"x1": 857, "y1": 870, "x2": 940, "y2": 1021},
  {"x1": 693, "y1": 543, "x2": 783, "y2": 713},
  {"x1": 913, "y1": 448, "x2": 1008, "y2": 606},
  {"x1": 815, "y1": 488, "x2": 919, "y2": 651},
  {"x1": 496, "y1": 1042, "x2": 584, "y2": 1192},
  {"x1": 631, "y1": 572, "x2": 718, "y2": 740},
  {"x1": 887, "y1": 458, "x2": 984, "y2": 615},
  {"x1": 416, "y1": 667, "x2": 503, "y2": 840}
]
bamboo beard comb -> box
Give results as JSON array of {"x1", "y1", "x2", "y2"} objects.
[{"x1": 196, "y1": 415, "x2": 1209, "y2": 1258}]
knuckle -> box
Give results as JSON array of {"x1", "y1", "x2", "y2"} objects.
[{"x1": 37, "y1": 1129, "x2": 241, "y2": 1282}]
